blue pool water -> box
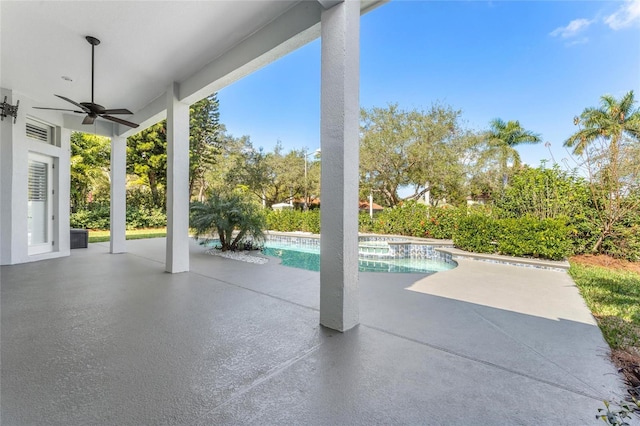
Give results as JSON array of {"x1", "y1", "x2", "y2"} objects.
[{"x1": 262, "y1": 242, "x2": 455, "y2": 274}]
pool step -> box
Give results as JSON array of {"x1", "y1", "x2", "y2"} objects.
[{"x1": 358, "y1": 243, "x2": 394, "y2": 258}]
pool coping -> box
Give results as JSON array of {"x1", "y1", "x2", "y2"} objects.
[
  {"x1": 265, "y1": 231, "x2": 570, "y2": 272},
  {"x1": 435, "y1": 248, "x2": 570, "y2": 272}
]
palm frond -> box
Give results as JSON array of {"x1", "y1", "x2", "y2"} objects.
[{"x1": 565, "y1": 91, "x2": 640, "y2": 155}]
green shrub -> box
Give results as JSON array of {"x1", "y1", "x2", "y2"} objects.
[
  {"x1": 566, "y1": 212, "x2": 599, "y2": 256},
  {"x1": 70, "y1": 203, "x2": 110, "y2": 229},
  {"x1": 454, "y1": 215, "x2": 572, "y2": 260},
  {"x1": 126, "y1": 187, "x2": 157, "y2": 209},
  {"x1": 126, "y1": 206, "x2": 166, "y2": 230},
  {"x1": 70, "y1": 203, "x2": 166, "y2": 230},
  {"x1": 359, "y1": 212, "x2": 375, "y2": 233},
  {"x1": 371, "y1": 201, "x2": 426, "y2": 236},
  {"x1": 266, "y1": 209, "x2": 321, "y2": 233},
  {"x1": 428, "y1": 206, "x2": 464, "y2": 239},
  {"x1": 267, "y1": 209, "x2": 299, "y2": 232},
  {"x1": 372, "y1": 200, "x2": 462, "y2": 239},
  {"x1": 497, "y1": 217, "x2": 571, "y2": 260},
  {"x1": 602, "y1": 224, "x2": 640, "y2": 262},
  {"x1": 453, "y1": 214, "x2": 499, "y2": 254},
  {"x1": 301, "y1": 209, "x2": 321, "y2": 234},
  {"x1": 495, "y1": 165, "x2": 590, "y2": 220}
]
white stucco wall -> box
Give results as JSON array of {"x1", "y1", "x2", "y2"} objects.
[{"x1": 0, "y1": 88, "x2": 70, "y2": 265}]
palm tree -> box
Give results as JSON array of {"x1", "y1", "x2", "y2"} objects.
[
  {"x1": 190, "y1": 191, "x2": 266, "y2": 251},
  {"x1": 565, "y1": 91, "x2": 640, "y2": 254},
  {"x1": 564, "y1": 90, "x2": 640, "y2": 155},
  {"x1": 482, "y1": 118, "x2": 541, "y2": 187}
]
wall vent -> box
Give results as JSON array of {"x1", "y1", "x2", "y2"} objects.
[{"x1": 26, "y1": 119, "x2": 54, "y2": 144}]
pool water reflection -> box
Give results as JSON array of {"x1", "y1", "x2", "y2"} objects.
[{"x1": 262, "y1": 243, "x2": 456, "y2": 274}]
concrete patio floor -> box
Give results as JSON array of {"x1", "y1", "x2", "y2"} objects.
[{"x1": 1, "y1": 238, "x2": 629, "y2": 425}]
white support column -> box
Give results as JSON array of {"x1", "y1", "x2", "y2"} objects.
[
  {"x1": 319, "y1": 0, "x2": 360, "y2": 332},
  {"x1": 165, "y1": 83, "x2": 190, "y2": 273},
  {"x1": 110, "y1": 136, "x2": 126, "y2": 254},
  {"x1": 57, "y1": 129, "x2": 72, "y2": 257}
]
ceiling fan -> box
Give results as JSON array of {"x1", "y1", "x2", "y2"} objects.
[{"x1": 34, "y1": 36, "x2": 139, "y2": 128}]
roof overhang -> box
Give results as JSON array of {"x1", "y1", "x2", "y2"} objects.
[{"x1": 1, "y1": 0, "x2": 386, "y2": 138}]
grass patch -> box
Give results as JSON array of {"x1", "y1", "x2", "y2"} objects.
[
  {"x1": 571, "y1": 261, "x2": 640, "y2": 411},
  {"x1": 569, "y1": 263, "x2": 640, "y2": 352},
  {"x1": 88, "y1": 228, "x2": 167, "y2": 243}
]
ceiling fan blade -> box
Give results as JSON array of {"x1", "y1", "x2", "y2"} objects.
[
  {"x1": 33, "y1": 107, "x2": 85, "y2": 113},
  {"x1": 101, "y1": 108, "x2": 133, "y2": 115},
  {"x1": 101, "y1": 114, "x2": 139, "y2": 129},
  {"x1": 55, "y1": 95, "x2": 90, "y2": 112},
  {"x1": 82, "y1": 115, "x2": 96, "y2": 125}
]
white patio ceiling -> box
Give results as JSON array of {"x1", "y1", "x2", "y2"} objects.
[{"x1": 1, "y1": 0, "x2": 383, "y2": 137}]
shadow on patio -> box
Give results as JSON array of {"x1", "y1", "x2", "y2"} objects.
[{"x1": 1, "y1": 238, "x2": 625, "y2": 425}]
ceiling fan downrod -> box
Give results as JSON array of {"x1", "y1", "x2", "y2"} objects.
[{"x1": 86, "y1": 36, "x2": 100, "y2": 105}]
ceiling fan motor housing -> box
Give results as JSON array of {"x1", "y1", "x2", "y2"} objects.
[{"x1": 86, "y1": 36, "x2": 100, "y2": 46}]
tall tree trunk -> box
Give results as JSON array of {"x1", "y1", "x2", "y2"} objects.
[
  {"x1": 189, "y1": 175, "x2": 195, "y2": 200},
  {"x1": 591, "y1": 222, "x2": 612, "y2": 254},
  {"x1": 148, "y1": 172, "x2": 159, "y2": 208},
  {"x1": 198, "y1": 181, "x2": 206, "y2": 202}
]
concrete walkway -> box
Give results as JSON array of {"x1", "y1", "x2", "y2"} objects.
[{"x1": 1, "y1": 238, "x2": 629, "y2": 425}]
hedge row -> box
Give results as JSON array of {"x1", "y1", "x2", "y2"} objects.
[
  {"x1": 73, "y1": 201, "x2": 637, "y2": 262},
  {"x1": 370, "y1": 201, "x2": 463, "y2": 239},
  {"x1": 265, "y1": 209, "x2": 320, "y2": 234},
  {"x1": 70, "y1": 204, "x2": 166, "y2": 230},
  {"x1": 265, "y1": 202, "x2": 462, "y2": 241},
  {"x1": 453, "y1": 214, "x2": 572, "y2": 261},
  {"x1": 265, "y1": 203, "x2": 572, "y2": 260}
]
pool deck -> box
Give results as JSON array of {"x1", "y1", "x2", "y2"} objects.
[{"x1": 1, "y1": 237, "x2": 630, "y2": 425}]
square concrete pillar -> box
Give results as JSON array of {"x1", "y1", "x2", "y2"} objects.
[
  {"x1": 319, "y1": 0, "x2": 360, "y2": 332},
  {"x1": 110, "y1": 136, "x2": 126, "y2": 254},
  {"x1": 165, "y1": 83, "x2": 190, "y2": 273}
]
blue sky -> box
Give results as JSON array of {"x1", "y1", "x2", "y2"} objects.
[{"x1": 218, "y1": 0, "x2": 640, "y2": 167}]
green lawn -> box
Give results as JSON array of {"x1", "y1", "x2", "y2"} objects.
[
  {"x1": 569, "y1": 263, "x2": 640, "y2": 352},
  {"x1": 88, "y1": 228, "x2": 167, "y2": 243}
]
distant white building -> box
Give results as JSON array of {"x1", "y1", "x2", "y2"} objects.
[{"x1": 271, "y1": 203, "x2": 294, "y2": 210}]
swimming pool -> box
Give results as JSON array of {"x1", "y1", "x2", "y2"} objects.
[{"x1": 262, "y1": 235, "x2": 456, "y2": 274}]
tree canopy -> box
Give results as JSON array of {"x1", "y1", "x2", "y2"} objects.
[
  {"x1": 70, "y1": 132, "x2": 110, "y2": 211},
  {"x1": 127, "y1": 122, "x2": 167, "y2": 208},
  {"x1": 359, "y1": 103, "x2": 476, "y2": 207},
  {"x1": 217, "y1": 139, "x2": 320, "y2": 208},
  {"x1": 126, "y1": 94, "x2": 222, "y2": 208}
]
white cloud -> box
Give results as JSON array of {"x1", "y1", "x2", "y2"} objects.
[
  {"x1": 604, "y1": 0, "x2": 640, "y2": 30},
  {"x1": 550, "y1": 18, "x2": 593, "y2": 38},
  {"x1": 567, "y1": 37, "x2": 589, "y2": 47}
]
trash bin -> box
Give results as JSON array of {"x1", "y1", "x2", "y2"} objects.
[{"x1": 70, "y1": 229, "x2": 88, "y2": 249}]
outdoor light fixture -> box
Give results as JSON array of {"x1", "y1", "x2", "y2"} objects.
[{"x1": 0, "y1": 96, "x2": 20, "y2": 124}]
